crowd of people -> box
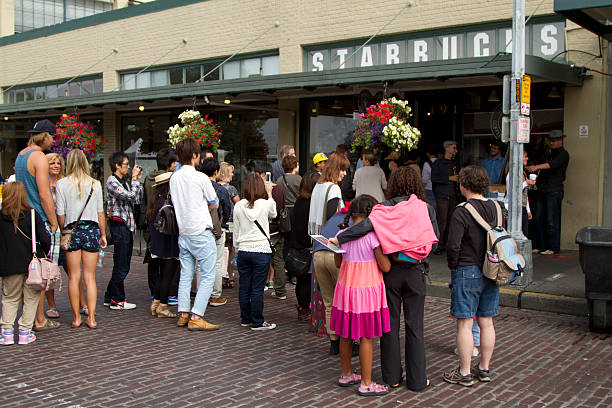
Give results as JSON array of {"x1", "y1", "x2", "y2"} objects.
[{"x1": 0, "y1": 118, "x2": 570, "y2": 396}]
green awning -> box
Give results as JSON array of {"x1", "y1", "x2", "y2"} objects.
[
  {"x1": 0, "y1": 54, "x2": 583, "y2": 115},
  {"x1": 555, "y1": 0, "x2": 612, "y2": 41}
]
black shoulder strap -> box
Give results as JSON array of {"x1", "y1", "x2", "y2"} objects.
[
  {"x1": 254, "y1": 220, "x2": 274, "y2": 252},
  {"x1": 282, "y1": 174, "x2": 298, "y2": 200}
]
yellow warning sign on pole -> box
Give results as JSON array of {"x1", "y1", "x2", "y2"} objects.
[{"x1": 521, "y1": 75, "x2": 531, "y2": 115}]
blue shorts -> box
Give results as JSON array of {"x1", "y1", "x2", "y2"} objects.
[
  {"x1": 450, "y1": 265, "x2": 499, "y2": 319},
  {"x1": 65, "y1": 221, "x2": 101, "y2": 253}
]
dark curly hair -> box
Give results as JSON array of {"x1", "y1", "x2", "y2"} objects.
[
  {"x1": 338, "y1": 194, "x2": 378, "y2": 229},
  {"x1": 458, "y1": 165, "x2": 489, "y2": 195},
  {"x1": 386, "y1": 166, "x2": 425, "y2": 200}
]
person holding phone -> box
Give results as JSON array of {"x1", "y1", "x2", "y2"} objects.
[{"x1": 103, "y1": 152, "x2": 143, "y2": 310}]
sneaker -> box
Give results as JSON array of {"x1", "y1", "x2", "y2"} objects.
[
  {"x1": 109, "y1": 301, "x2": 137, "y2": 310},
  {"x1": 443, "y1": 367, "x2": 475, "y2": 387},
  {"x1": 267, "y1": 281, "x2": 274, "y2": 290},
  {"x1": 290, "y1": 276, "x2": 297, "y2": 285},
  {"x1": 472, "y1": 365, "x2": 491, "y2": 382},
  {"x1": 209, "y1": 297, "x2": 228, "y2": 307},
  {"x1": 18, "y1": 329, "x2": 36, "y2": 345},
  {"x1": 103, "y1": 301, "x2": 111, "y2": 307},
  {"x1": 251, "y1": 321, "x2": 276, "y2": 331},
  {"x1": 531, "y1": 248, "x2": 540, "y2": 254},
  {"x1": 270, "y1": 291, "x2": 287, "y2": 300},
  {"x1": 240, "y1": 322, "x2": 251, "y2": 327},
  {"x1": 1, "y1": 328, "x2": 14, "y2": 345},
  {"x1": 540, "y1": 250, "x2": 555, "y2": 255},
  {"x1": 167, "y1": 296, "x2": 178, "y2": 306}
]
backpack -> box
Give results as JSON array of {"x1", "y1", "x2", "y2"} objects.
[
  {"x1": 154, "y1": 193, "x2": 179, "y2": 235},
  {"x1": 460, "y1": 200, "x2": 525, "y2": 286}
]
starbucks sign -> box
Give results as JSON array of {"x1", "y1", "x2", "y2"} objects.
[{"x1": 307, "y1": 21, "x2": 565, "y2": 72}]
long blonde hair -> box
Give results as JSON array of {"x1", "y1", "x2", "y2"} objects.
[
  {"x1": 46, "y1": 153, "x2": 65, "y2": 180},
  {"x1": 65, "y1": 149, "x2": 95, "y2": 198}
]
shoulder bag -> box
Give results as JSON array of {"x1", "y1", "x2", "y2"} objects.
[
  {"x1": 154, "y1": 193, "x2": 179, "y2": 235},
  {"x1": 21, "y1": 209, "x2": 62, "y2": 291},
  {"x1": 60, "y1": 185, "x2": 94, "y2": 251}
]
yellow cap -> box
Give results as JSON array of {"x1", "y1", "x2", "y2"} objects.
[{"x1": 313, "y1": 152, "x2": 328, "y2": 165}]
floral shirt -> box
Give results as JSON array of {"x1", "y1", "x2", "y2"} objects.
[{"x1": 106, "y1": 175, "x2": 143, "y2": 232}]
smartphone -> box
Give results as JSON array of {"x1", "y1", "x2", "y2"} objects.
[{"x1": 265, "y1": 172, "x2": 272, "y2": 184}]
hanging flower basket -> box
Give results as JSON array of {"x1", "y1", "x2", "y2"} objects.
[
  {"x1": 351, "y1": 97, "x2": 421, "y2": 153},
  {"x1": 51, "y1": 114, "x2": 106, "y2": 159},
  {"x1": 167, "y1": 110, "x2": 222, "y2": 151}
]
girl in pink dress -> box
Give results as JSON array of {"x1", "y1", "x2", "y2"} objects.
[{"x1": 331, "y1": 195, "x2": 391, "y2": 396}]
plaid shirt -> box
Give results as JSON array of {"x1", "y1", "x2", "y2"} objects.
[{"x1": 106, "y1": 175, "x2": 143, "y2": 232}]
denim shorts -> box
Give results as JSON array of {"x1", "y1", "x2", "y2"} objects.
[
  {"x1": 65, "y1": 221, "x2": 101, "y2": 253},
  {"x1": 450, "y1": 264, "x2": 499, "y2": 319}
]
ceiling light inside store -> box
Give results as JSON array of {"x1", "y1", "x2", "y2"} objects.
[
  {"x1": 3, "y1": 116, "x2": 7, "y2": 121},
  {"x1": 488, "y1": 89, "x2": 500, "y2": 103},
  {"x1": 311, "y1": 108, "x2": 317, "y2": 113},
  {"x1": 224, "y1": 99, "x2": 231, "y2": 104},
  {"x1": 548, "y1": 86, "x2": 561, "y2": 98},
  {"x1": 228, "y1": 114, "x2": 233, "y2": 119},
  {"x1": 138, "y1": 105, "x2": 145, "y2": 111}
]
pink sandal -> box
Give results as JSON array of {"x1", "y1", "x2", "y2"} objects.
[
  {"x1": 338, "y1": 373, "x2": 361, "y2": 387},
  {"x1": 358, "y1": 382, "x2": 389, "y2": 396}
]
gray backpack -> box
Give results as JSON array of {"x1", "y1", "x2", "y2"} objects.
[{"x1": 461, "y1": 200, "x2": 525, "y2": 286}]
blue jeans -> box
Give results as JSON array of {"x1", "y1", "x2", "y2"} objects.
[
  {"x1": 237, "y1": 251, "x2": 272, "y2": 328},
  {"x1": 536, "y1": 191, "x2": 563, "y2": 253},
  {"x1": 450, "y1": 265, "x2": 499, "y2": 319},
  {"x1": 425, "y1": 189, "x2": 436, "y2": 212},
  {"x1": 178, "y1": 230, "x2": 217, "y2": 317},
  {"x1": 105, "y1": 222, "x2": 133, "y2": 303}
]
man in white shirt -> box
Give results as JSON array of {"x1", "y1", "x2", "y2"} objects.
[{"x1": 170, "y1": 138, "x2": 220, "y2": 330}]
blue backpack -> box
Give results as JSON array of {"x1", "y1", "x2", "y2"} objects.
[{"x1": 461, "y1": 200, "x2": 525, "y2": 286}]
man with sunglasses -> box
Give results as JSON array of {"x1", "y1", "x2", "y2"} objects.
[{"x1": 104, "y1": 152, "x2": 143, "y2": 310}]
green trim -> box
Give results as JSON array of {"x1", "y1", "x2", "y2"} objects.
[
  {"x1": 0, "y1": 0, "x2": 209, "y2": 47},
  {"x1": 0, "y1": 55, "x2": 583, "y2": 114},
  {"x1": 555, "y1": 0, "x2": 612, "y2": 11}
]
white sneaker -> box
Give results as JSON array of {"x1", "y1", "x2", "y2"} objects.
[
  {"x1": 251, "y1": 321, "x2": 276, "y2": 331},
  {"x1": 270, "y1": 291, "x2": 287, "y2": 300},
  {"x1": 110, "y1": 301, "x2": 137, "y2": 310}
]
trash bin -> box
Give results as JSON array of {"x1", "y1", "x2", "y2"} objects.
[{"x1": 576, "y1": 227, "x2": 612, "y2": 332}]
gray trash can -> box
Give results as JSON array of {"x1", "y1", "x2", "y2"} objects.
[{"x1": 576, "y1": 227, "x2": 612, "y2": 332}]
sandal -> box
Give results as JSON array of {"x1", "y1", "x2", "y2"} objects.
[
  {"x1": 227, "y1": 279, "x2": 235, "y2": 288},
  {"x1": 338, "y1": 373, "x2": 361, "y2": 387},
  {"x1": 45, "y1": 308, "x2": 60, "y2": 319},
  {"x1": 33, "y1": 319, "x2": 61, "y2": 332},
  {"x1": 357, "y1": 382, "x2": 389, "y2": 397},
  {"x1": 80, "y1": 306, "x2": 89, "y2": 316},
  {"x1": 85, "y1": 320, "x2": 98, "y2": 329}
]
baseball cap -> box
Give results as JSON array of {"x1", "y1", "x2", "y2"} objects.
[
  {"x1": 313, "y1": 152, "x2": 328, "y2": 165},
  {"x1": 26, "y1": 119, "x2": 57, "y2": 135},
  {"x1": 548, "y1": 130, "x2": 566, "y2": 140}
]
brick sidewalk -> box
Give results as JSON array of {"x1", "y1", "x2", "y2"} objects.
[{"x1": 1, "y1": 256, "x2": 610, "y2": 407}]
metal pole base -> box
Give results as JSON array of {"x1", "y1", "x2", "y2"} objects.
[{"x1": 511, "y1": 233, "x2": 533, "y2": 286}]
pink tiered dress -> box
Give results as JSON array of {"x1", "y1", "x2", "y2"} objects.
[{"x1": 330, "y1": 231, "x2": 390, "y2": 340}]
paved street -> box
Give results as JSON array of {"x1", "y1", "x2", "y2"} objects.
[{"x1": 1, "y1": 255, "x2": 611, "y2": 408}]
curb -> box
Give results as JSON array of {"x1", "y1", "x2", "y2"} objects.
[{"x1": 426, "y1": 281, "x2": 587, "y2": 317}]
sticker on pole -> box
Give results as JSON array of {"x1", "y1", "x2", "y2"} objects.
[
  {"x1": 521, "y1": 75, "x2": 531, "y2": 115},
  {"x1": 517, "y1": 116, "x2": 530, "y2": 143}
]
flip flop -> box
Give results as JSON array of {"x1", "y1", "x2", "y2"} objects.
[
  {"x1": 71, "y1": 320, "x2": 83, "y2": 328},
  {"x1": 80, "y1": 306, "x2": 89, "y2": 316},
  {"x1": 33, "y1": 319, "x2": 61, "y2": 332},
  {"x1": 45, "y1": 308, "x2": 60, "y2": 319},
  {"x1": 85, "y1": 320, "x2": 98, "y2": 329}
]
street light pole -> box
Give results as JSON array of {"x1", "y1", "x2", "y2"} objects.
[{"x1": 509, "y1": 0, "x2": 533, "y2": 285}]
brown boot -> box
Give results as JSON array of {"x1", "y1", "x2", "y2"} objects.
[
  {"x1": 156, "y1": 304, "x2": 176, "y2": 318},
  {"x1": 187, "y1": 317, "x2": 219, "y2": 331},
  {"x1": 150, "y1": 300, "x2": 160, "y2": 316}
]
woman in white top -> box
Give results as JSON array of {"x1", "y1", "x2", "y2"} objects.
[
  {"x1": 504, "y1": 150, "x2": 535, "y2": 236},
  {"x1": 233, "y1": 173, "x2": 277, "y2": 331},
  {"x1": 308, "y1": 154, "x2": 349, "y2": 235},
  {"x1": 56, "y1": 149, "x2": 106, "y2": 329}
]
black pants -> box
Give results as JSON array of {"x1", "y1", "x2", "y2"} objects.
[
  {"x1": 435, "y1": 195, "x2": 456, "y2": 250},
  {"x1": 380, "y1": 263, "x2": 427, "y2": 391},
  {"x1": 148, "y1": 258, "x2": 180, "y2": 298},
  {"x1": 295, "y1": 272, "x2": 312, "y2": 309},
  {"x1": 153, "y1": 259, "x2": 179, "y2": 304},
  {"x1": 104, "y1": 222, "x2": 133, "y2": 303},
  {"x1": 535, "y1": 191, "x2": 563, "y2": 253}
]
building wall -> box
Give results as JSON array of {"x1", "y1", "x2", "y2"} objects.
[{"x1": 0, "y1": 0, "x2": 606, "y2": 249}]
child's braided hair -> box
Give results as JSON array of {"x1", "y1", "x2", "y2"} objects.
[{"x1": 338, "y1": 194, "x2": 378, "y2": 229}]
